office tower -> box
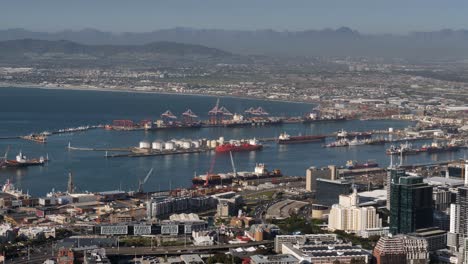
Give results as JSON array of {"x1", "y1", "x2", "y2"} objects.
[
  {"x1": 386, "y1": 167, "x2": 406, "y2": 210},
  {"x1": 390, "y1": 175, "x2": 433, "y2": 235}
]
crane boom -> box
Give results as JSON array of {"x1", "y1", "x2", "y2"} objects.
[
  {"x1": 138, "y1": 168, "x2": 154, "y2": 193},
  {"x1": 143, "y1": 168, "x2": 154, "y2": 185},
  {"x1": 229, "y1": 151, "x2": 237, "y2": 176}
]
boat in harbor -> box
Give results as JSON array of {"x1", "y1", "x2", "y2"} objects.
[
  {"x1": 336, "y1": 129, "x2": 372, "y2": 140},
  {"x1": 215, "y1": 139, "x2": 263, "y2": 153},
  {"x1": 386, "y1": 142, "x2": 421, "y2": 155},
  {"x1": 345, "y1": 160, "x2": 379, "y2": 170},
  {"x1": 1, "y1": 151, "x2": 48, "y2": 169},
  {"x1": 324, "y1": 139, "x2": 349, "y2": 148},
  {"x1": 277, "y1": 132, "x2": 326, "y2": 144},
  {"x1": 420, "y1": 141, "x2": 461, "y2": 153},
  {"x1": 347, "y1": 137, "x2": 367, "y2": 146},
  {"x1": 192, "y1": 163, "x2": 282, "y2": 186}
]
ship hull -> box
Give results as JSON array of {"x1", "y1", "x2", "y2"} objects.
[
  {"x1": 302, "y1": 117, "x2": 346, "y2": 124},
  {"x1": 278, "y1": 136, "x2": 326, "y2": 144},
  {"x1": 215, "y1": 144, "x2": 263, "y2": 153}
]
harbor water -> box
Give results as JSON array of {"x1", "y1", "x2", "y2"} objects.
[{"x1": 0, "y1": 87, "x2": 466, "y2": 195}]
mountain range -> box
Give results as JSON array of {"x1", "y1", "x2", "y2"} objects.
[
  {"x1": 0, "y1": 39, "x2": 230, "y2": 58},
  {"x1": 1, "y1": 27, "x2": 468, "y2": 59}
]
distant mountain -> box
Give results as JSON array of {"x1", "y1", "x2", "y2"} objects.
[
  {"x1": 1, "y1": 27, "x2": 468, "y2": 59},
  {"x1": 0, "y1": 39, "x2": 231, "y2": 58}
]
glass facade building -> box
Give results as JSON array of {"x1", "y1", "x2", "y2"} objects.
[{"x1": 390, "y1": 175, "x2": 433, "y2": 235}]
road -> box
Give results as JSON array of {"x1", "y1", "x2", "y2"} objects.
[{"x1": 105, "y1": 240, "x2": 273, "y2": 256}]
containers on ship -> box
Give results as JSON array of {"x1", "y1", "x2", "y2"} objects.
[
  {"x1": 165, "y1": 142, "x2": 175, "y2": 150},
  {"x1": 152, "y1": 141, "x2": 163, "y2": 151},
  {"x1": 139, "y1": 141, "x2": 151, "y2": 149}
]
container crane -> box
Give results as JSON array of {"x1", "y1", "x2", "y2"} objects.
[{"x1": 138, "y1": 168, "x2": 154, "y2": 193}]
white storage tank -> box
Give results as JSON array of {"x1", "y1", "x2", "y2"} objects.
[
  {"x1": 139, "y1": 141, "x2": 151, "y2": 149},
  {"x1": 164, "y1": 141, "x2": 175, "y2": 150},
  {"x1": 152, "y1": 141, "x2": 163, "y2": 151},
  {"x1": 192, "y1": 141, "x2": 200, "y2": 148},
  {"x1": 209, "y1": 140, "x2": 218, "y2": 148},
  {"x1": 174, "y1": 140, "x2": 183, "y2": 147},
  {"x1": 182, "y1": 141, "x2": 191, "y2": 149}
]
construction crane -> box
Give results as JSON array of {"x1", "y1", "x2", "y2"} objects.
[{"x1": 138, "y1": 168, "x2": 154, "y2": 193}]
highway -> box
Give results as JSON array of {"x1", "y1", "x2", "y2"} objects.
[{"x1": 105, "y1": 240, "x2": 273, "y2": 256}]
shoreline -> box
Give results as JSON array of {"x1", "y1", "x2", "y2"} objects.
[{"x1": 0, "y1": 82, "x2": 315, "y2": 106}]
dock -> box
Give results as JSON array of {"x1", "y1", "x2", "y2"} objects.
[{"x1": 106, "y1": 148, "x2": 209, "y2": 158}]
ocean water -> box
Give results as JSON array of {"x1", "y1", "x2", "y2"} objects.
[{"x1": 0, "y1": 87, "x2": 465, "y2": 195}]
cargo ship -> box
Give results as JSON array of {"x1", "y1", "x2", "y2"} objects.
[
  {"x1": 386, "y1": 143, "x2": 421, "y2": 155},
  {"x1": 215, "y1": 139, "x2": 263, "y2": 153},
  {"x1": 420, "y1": 142, "x2": 461, "y2": 153},
  {"x1": 192, "y1": 163, "x2": 282, "y2": 186},
  {"x1": 277, "y1": 132, "x2": 326, "y2": 144},
  {"x1": 336, "y1": 129, "x2": 372, "y2": 140},
  {"x1": 1, "y1": 151, "x2": 47, "y2": 169},
  {"x1": 345, "y1": 160, "x2": 379, "y2": 170}
]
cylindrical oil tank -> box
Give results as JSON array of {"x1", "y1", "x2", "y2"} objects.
[
  {"x1": 164, "y1": 141, "x2": 175, "y2": 150},
  {"x1": 174, "y1": 140, "x2": 183, "y2": 147},
  {"x1": 192, "y1": 141, "x2": 200, "y2": 148},
  {"x1": 152, "y1": 141, "x2": 163, "y2": 151},
  {"x1": 182, "y1": 141, "x2": 191, "y2": 149},
  {"x1": 139, "y1": 141, "x2": 151, "y2": 149}
]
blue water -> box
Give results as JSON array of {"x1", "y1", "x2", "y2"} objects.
[{"x1": 0, "y1": 87, "x2": 465, "y2": 195}]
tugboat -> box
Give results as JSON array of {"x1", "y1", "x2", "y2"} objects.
[
  {"x1": 277, "y1": 132, "x2": 326, "y2": 144},
  {"x1": 215, "y1": 139, "x2": 263, "y2": 153}
]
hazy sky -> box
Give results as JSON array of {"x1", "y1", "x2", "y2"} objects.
[{"x1": 1, "y1": 0, "x2": 467, "y2": 34}]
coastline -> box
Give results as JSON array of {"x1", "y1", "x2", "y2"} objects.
[{"x1": 0, "y1": 82, "x2": 315, "y2": 106}]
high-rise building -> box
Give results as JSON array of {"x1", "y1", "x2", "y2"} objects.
[
  {"x1": 305, "y1": 166, "x2": 333, "y2": 192},
  {"x1": 328, "y1": 189, "x2": 383, "y2": 235},
  {"x1": 390, "y1": 175, "x2": 433, "y2": 235},
  {"x1": 386, "y1": 167, "x2": 406, "y2": 210},
  {"x1": 448, "y1": 186, "x2": 468, "y2": 253},
  {"x1": 315, "y1": 178, "x2": 351, "y2": 206}
]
